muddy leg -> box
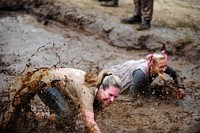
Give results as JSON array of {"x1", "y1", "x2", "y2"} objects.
[
  {"x1": 1, "y1": 67, "x2": 51, "y2": 131},
  {"x1": 37, "y1": 87, "x2": 72, "y2": 124}
]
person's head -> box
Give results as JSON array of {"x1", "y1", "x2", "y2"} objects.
[
  {"x1": 84, "y1": 69, "x2": 122, "y2": 106},
  {"x1": 97, "y1": 74, "x2": 122, "y2": 106},
  {"x1": 146, "y1": 51, "x2": 170, "y2": 80}
]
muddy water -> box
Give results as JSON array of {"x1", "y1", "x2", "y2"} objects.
[{"x1": 0, "y1": 12, "x2": 200, "y2": 133}]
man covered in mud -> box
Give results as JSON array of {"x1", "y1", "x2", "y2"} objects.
[
  {"x1": 110, "y1": 50, "x2": 185, "y2": 99},
  {"x1": 2, "y1": 67, "x2": 122, "y2": 133}
]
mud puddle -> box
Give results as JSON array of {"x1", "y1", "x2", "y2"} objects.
[
  {"x1": 0, "y1": 6, "x2": 200, "y2": 133},
  {"x1": 0, "y1": 12, "x2": 145, "y2": 132}
]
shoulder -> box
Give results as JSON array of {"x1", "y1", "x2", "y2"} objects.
[
  {"x1": 80, "y1": 87, "x2": 96, "y2": 112},
  {"x1": 55, "y1": 68, "x2": 86, "y2": 76}
]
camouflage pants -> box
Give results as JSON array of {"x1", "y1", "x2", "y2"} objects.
[{"x1": 133, "y1": 0, "x2": 154, "y2": 21}]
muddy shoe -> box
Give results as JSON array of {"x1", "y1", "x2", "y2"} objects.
[
  {"x1": 101, "y1": 1, "x2": 118, "y2": 7},
  {"x1": 121, "y1": 16, "x2": 142, "y2": 24},
  {"x1": 136, "y1": 20, "x2": 151, "y2": 31}
]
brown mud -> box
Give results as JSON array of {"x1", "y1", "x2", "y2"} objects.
[{"x1": 0, "y1": 0, "x2": 200, "y2": 132}]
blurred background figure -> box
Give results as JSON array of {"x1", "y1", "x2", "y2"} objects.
[{"x1": 121, "y1": 0, "x2": 154, "y2": 30}]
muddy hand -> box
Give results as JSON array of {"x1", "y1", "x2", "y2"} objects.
[{"x1": 176, "y1": 88, "x2": 185, "y2": 99}]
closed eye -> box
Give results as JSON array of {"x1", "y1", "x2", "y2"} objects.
[{"x1": 109, "y1": 94, "x2": 118, "y2": 98}]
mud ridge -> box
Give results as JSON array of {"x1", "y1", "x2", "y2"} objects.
[{"x1": 1, "y1": 0, "x2": 199, "y2": 63}]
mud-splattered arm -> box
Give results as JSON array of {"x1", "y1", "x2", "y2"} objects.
[
  {"x1": 165, "y1": 66, "x2": 184, "y2": 89},
  {"x1": 80, "y1": 106, "x2": 102, "y2": 133},
  {"x1": 165, "y1": 66, "x2": 185, "y2": 99}
]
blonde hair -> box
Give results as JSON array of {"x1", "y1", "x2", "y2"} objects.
[
  {"x1": 84, "y1": 69, "x2": 122, "y2": 90},
  {"x1": 152, "y1": 52, "x2": 166, "y2": 64},
  {"x1": 146, "y1": 51, "x2": 169, "y2": 81}
]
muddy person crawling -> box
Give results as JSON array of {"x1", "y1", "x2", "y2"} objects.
[
  {"x1": 1, "y1": 66, "x2": 122, "y2": 133},
  {"x1": 110, "y1": 51, "x2": 186, "y2": 99}
]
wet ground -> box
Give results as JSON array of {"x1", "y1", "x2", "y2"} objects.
[{"x1": 0, "y1": 0, "x2": 200, "y2": 132}]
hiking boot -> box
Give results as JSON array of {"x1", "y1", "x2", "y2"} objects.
[
  {"x1": 101, "y1": 1, "x2": 118, "y2": 7},
  {"x1": 136, "y1": 20, "x2": 151, "y2": 31},
  {"x1": 120, "y1": 16, "x2": 142, "y2": 24}
]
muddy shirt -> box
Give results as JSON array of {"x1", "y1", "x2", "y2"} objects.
[
  {"x1": 48, "y1": 68, "x2": 97, "y2": 112},
  {"x1": 110, "y1": 59, "x2": 148, "y2": 90}
]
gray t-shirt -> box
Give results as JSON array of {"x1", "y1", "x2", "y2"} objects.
[{"x1": 110, "y1": 59, "x2": 148, "y2": 90}]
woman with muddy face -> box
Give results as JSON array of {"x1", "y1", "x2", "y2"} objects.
[
  {"x1": 110, "y1": 50, "x2": 185, "y2": 99},
  {"x1": 2, "y1": 68, "x2": 122, "y2": 133}
]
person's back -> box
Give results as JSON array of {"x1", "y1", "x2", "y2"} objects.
[
  {"x1": 110, "y1": 59, "x2": 148, "y2": 90},
  {"x1": 44, "y1": 68, "x2": 98, "y2": 112},
  {"x1": 49, "y1": 68, "x2": 85, "y2": 103}
]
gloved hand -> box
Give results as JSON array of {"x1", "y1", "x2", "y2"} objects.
[{"x1": 176, "y1": 88, "x2": 185, "y2": 99}]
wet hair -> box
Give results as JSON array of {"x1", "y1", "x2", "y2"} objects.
[
  {"x1": 101, "y1": 74, "x2": 122, "y2": 91},
  {"x1": 146, "y1": 51, "x2": 169, "y2": 81},
  {"x1": 146, "y1": 51, "x2": 168, "y2": 65},
  {"x1": 84, "y1": 69, "x2": 122, "y2": 91}
]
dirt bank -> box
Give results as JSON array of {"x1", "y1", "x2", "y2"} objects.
[{"x1": 0, "y1": 0, "x2": 200, "y2": 133}]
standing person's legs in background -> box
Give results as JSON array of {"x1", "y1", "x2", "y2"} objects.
[
  {"x1": 121, "y1": 0, "x2": 142, "y2": 24},
  {"x1": 137, "y1": 0, "x2": 154, "y2": 30},
  {"x1": 121, "y1": 0, "x2": 154, "y2": 30}
]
